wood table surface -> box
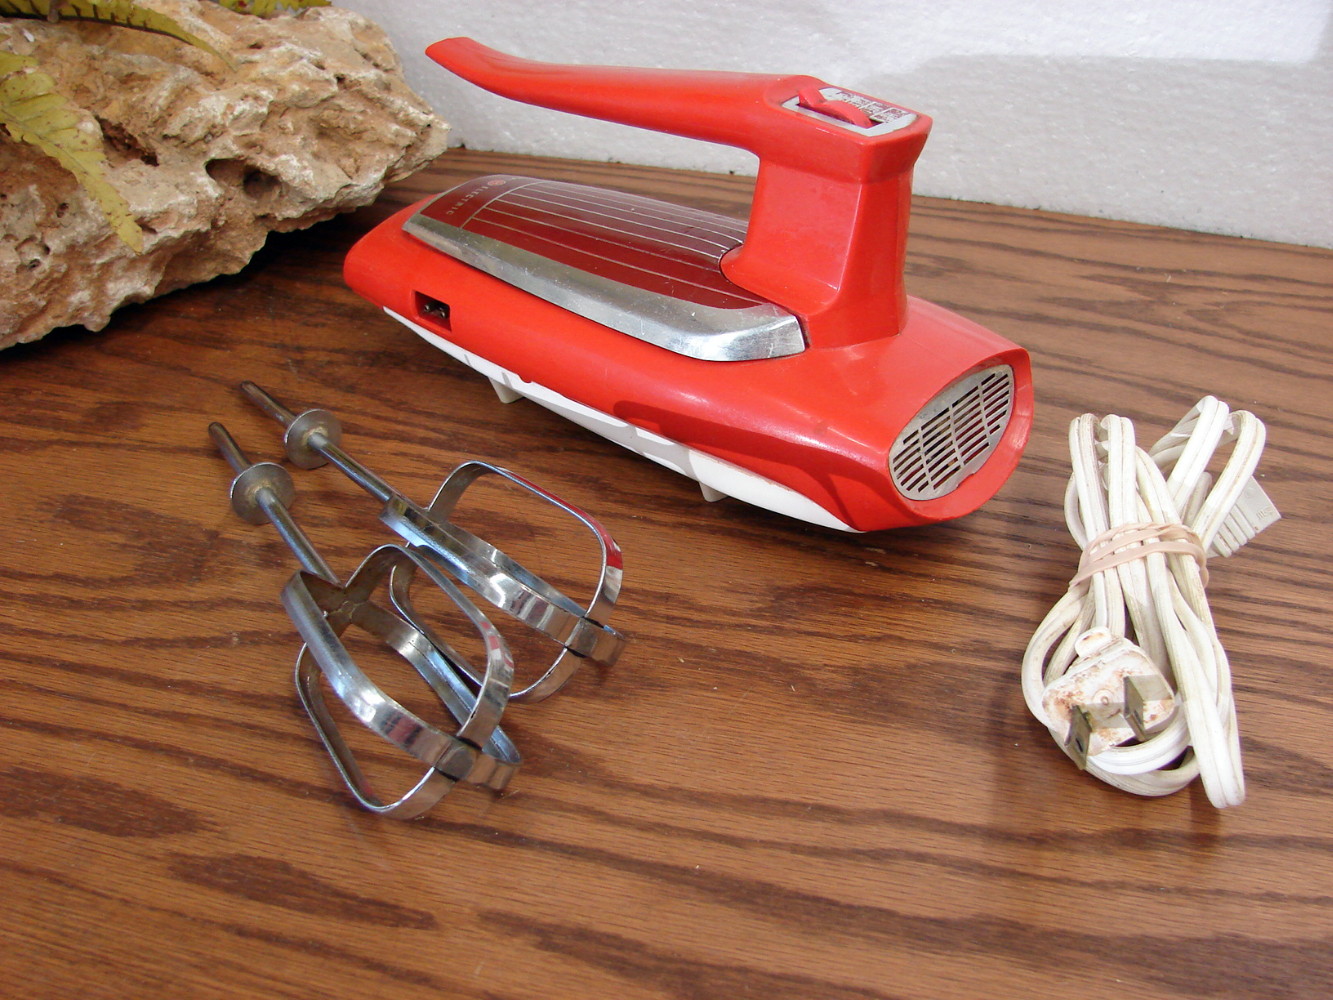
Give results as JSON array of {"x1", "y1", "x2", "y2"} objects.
[{"x1": 2, "y1": 149, "x2": 1329, "y2": 1000}]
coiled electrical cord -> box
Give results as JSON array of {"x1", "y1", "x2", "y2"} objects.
[{"x1": 1022, "y1": 397, "x2": 1279, "y2": 808}]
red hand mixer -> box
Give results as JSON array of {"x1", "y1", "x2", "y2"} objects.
[{"x1": 344, "y1": 38, "x2": 1033, "y2": 532}]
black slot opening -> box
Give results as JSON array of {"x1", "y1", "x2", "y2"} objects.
[{"x1": 415, "y1": 293, "x2": 452, "y2": 330}]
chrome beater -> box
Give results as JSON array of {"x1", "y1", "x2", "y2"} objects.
[
  {"x1": 211, "y1": 386, "x2": 629, "y2": 819},
  {"x1": 239, "y1": 381, "x2": 626, "y2": 703}
]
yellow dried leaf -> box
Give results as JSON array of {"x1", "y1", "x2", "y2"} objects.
[
  {"x1": 0, "y1": 52, "x2": 144, "y2": 251},
  {"x1": 0, "y1": 0, "x2": 236, "y2": 69},
  {"x1": 215, "y1": 0, "x2": 331, "y2": 17}
]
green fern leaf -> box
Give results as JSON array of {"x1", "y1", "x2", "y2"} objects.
[
  {"x1": 0, "y1": 0, "x2": 237, "y2": 69},
  {"x1": 215, "y1": 0, "x2": 331, "y2": 17},
  {"x1": 0, "y1": 1, "x2": 51, "y2": 19},
  {"x1": 0, "y1": 52, "x2": 143, "y2": 251}
]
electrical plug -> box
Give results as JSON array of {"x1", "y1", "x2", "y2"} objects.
[
  {"x1": 1041, "y1": 627, "x2": 1176, "y2": 768},
  {"x1": 1209, "y1": 477, "x2": 1281, "y2": 557}
]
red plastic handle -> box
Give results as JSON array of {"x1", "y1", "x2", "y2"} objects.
[
  {"x1": 430, "y1": 38, "x2": 833, "y2": 164},
  {"x1": 427, "y1": 38, "x2": 934, "y2": 348}
]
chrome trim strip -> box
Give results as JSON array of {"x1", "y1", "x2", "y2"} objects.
[{"x1": 405, "y1": 209, "x2": 807, "y2": 362}]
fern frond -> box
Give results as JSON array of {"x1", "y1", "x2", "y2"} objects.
[
  {"x1": 0, "y1": 1, "x2": 52, "y2": 19},
  {"x1": 0, "y1": 0, "x2": 236, "y2": 69},
  {"x1": 215, "y1": 0, "x2": 330, "y2": 17},
  {"x1": 0, "y1": 52, "x2": 143, "y2": 251}
]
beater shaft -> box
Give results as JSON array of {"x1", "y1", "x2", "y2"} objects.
[
  {"x1": 209, "y1": 422, "x2": 338, "y2": 585},
  {"x1": 239, "y1": 381, "x2": 393, "y2": 503}
]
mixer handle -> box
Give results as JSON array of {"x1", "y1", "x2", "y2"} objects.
[
  {"x1": 426, "y1": 37, "x2": 934, "y2": 348},
  {"x1": 430, "y1": 39, "x2": 838, "y2": 163}
]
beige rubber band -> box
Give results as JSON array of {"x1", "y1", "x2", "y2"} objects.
[{"x1": 1071, "y1": 521, "x2": 1209, "y2": 588}]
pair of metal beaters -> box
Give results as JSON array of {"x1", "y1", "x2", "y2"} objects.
[{"x1": 211, "y1": 382, "x2": 627, "y2": 819}]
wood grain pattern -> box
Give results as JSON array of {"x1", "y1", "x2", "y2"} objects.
[{"x1": 1, "y1": 149, "x2": 1330, "y2": 1000}]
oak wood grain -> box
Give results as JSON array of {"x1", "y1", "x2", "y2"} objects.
[{"x1": 1, "y1": 149, "x2": 1330, "y2": 1000}]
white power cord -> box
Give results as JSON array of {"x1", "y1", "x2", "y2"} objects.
[{"x1": 1022, "y1": 397, "x2": 1280, "y2": 808}]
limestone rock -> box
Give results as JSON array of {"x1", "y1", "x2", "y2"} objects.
[{"x1": 0, "y1": 1, "x2": 448, "y2": 349}]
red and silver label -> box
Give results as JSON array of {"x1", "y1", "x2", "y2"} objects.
[
  {"x1": 784, "y1": 87, "x2": 918, "y2": 135},
  {"x1": 414, "y1": 175, "x2": 760, "y2": 309}
]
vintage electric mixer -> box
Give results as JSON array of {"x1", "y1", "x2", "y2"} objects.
[
  {"x1": 345, "y1": 38, "x2": 1033, "y2": 532},
  {"x1": 223, "y1": 41, "x2": 1277, "y2": 820}
]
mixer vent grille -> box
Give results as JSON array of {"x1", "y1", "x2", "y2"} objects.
[{"x1": 889, "y1": 366, "x2": 1015, "y2": 501}]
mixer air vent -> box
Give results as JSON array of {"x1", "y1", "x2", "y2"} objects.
[{"x1": 889, "y1": 365, "x2": 1015, "y2": 501}]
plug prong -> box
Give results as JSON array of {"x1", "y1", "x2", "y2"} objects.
[
  {"x1": 1124, "y1": 673, "x2": 1174, "y2": 741},
  {"x1": 1064, "y1": 706, "x2": 1095, "y2": 770}
]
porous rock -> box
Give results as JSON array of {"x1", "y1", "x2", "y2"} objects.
[{"x1": 0, "y1": 1, "x2": 448, "y2": 349}]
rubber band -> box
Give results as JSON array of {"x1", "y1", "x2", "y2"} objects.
[{"x1": 1071, "y1": 521, "x2": 1209, "y2": 588}]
